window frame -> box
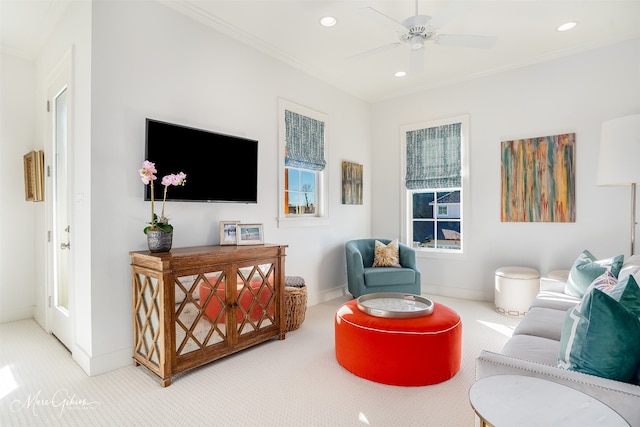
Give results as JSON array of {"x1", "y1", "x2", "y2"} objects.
[
  {"x1": 285, "y1": 167, "x2": 318, "y2": 215},
  {"x1": 400, "y1": 115, "x2": 469, "y2": 258},
  {"x1": 277, "y1": 98, "x2": 329, "y2": 228}
]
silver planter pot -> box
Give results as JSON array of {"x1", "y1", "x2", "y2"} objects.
[{"x1": 147, "y1": 229, "x2": 173, "y2": 253}]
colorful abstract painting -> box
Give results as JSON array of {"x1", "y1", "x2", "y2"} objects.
[{"x1": 501, "y1": 133, "x2": 575, "y2": 222}]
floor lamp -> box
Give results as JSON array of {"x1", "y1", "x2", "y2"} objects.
[{"x1": 597, "y1": 114, "x2": 640, "y2": 256}]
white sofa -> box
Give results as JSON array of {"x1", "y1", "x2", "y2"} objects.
[{"x1": 476, "y1": 255, "x2": 640, "y2": 426}]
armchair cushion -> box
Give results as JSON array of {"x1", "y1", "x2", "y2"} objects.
[{"x1": 364, "y1": 267, "x2": 416, "y2": 287}]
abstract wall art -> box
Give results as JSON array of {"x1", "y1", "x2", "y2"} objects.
[
  {"x1": 342, "y1": 161, "x2": 363, "y2": 205},
  {"x1": 501, "y1": 133, "x2": 575, "y2": 222}
]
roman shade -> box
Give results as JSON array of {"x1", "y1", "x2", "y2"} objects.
[
  {"x1": 284, "y1": 110, "x2": 326, "y2": 171},
  {"x1": 405, "y1": 123, "x2": 461, "y2": 189}
]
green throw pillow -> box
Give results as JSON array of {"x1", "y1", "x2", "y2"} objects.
[
  {"x1": 564, "y1": 250, "x2": 624, "y2": 297},
  {"x1": 558, "y1": 276, "x2": 640, "y2": 382},
  {"x1": 607, "y1": 275, "x2": 640, "y2": 316}
]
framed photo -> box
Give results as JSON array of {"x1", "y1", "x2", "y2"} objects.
[
  {"x1": 236, "y1": 223, "x2": 264, "y2": 245},
  {"x1": 23, "y1": 150, "x2": 44, "y2": 202},
  {"x1": 219, "y1": 221, "x2": 240, "y2": 245}
]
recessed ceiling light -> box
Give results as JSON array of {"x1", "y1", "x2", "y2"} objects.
[
  {"x1": 320, "y1": 16, "x2": 337, "y2": 27},
  {"x1": 557, "y1": 21, "x2": 577, "y2": 32},
  {"x1": 394, "y1": 71, "x2": 407, "y2": 78}
]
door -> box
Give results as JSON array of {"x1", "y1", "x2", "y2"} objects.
[{"x1": 47, "y1": 51, "x2": 74, "y2": 352}]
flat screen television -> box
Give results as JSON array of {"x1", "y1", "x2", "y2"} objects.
[{"x1": 144, "y1": 118, "x2": 258, "y2": 203}]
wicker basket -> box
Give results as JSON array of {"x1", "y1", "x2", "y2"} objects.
[{"x1": 284, "y1": 285, "x2": 307, "y2": 332}]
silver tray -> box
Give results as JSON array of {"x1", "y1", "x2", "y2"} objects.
[{"x1": 356, "y1": 292, "x2": 434, "y2": 318}]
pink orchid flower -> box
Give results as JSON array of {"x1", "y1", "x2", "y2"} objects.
[{"x1": 139, "y1": 160, "x2": 187, "y2": 234}]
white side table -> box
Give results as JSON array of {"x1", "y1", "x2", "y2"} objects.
[
  {"x1": 469, "y1": 375, "x2": 629, "y2": 427},
  {"x1": 494, "y1": 266, "x2": 540, "y2": 317}
]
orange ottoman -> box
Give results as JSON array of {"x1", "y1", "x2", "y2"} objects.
[{"x1": 334, "y1": 299, "x2": 462, "y2": 386}]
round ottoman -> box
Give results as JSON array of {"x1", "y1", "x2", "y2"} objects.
[
  {"x1": 334, "y1": 299, "x2": 462, "y2": 386},
  {"x1": 494, "y1": 266, "x2": 540, "y2": 317}
]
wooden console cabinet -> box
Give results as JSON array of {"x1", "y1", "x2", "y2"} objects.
[{"x1": 130, "y1": 244, "x2": 287, "y2": 386}]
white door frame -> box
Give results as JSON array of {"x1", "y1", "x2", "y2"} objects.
[{"x1": 45, "y1": 48, "x2": 76, "y2": 354}]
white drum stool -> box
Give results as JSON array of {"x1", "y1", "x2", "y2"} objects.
[{"x1": 494, "y1": 266, "x2": 540, "y2": 317}]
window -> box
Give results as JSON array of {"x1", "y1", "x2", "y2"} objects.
[
  {"x1": 412, "y1": 190, "x2": 461, "y2": 250},
  {"x1": 401, "y1": 116, "x2": 468, "y2": 254},
  {"x1": 285, "y1": 168, "x2": 316, "y2": 214},
  {"x1": 278, "y1": 99, "x2": 328, "y2": 227}
]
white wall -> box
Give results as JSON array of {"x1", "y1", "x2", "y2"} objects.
[
  {"x1": 0, "y1": 54, "x2": 37, "y2": 323},
  {"x1": 4, "y1": 0, "x2": 638, "y2": 377},
  {"x1": 371, "y1": 38, "x2": 640, "y2": 301},
  {"x1": 86, "y1": 1, "x2": 370, "y2": 372},
  {"x1": 2, "y1": 0, "x2": 371, "y2": 376}
]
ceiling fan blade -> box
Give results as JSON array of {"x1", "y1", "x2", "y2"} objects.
[
  {"x1": 435, "y1": 34, "x2": 497, "y2": 49},
  {"x1": 410, "y1": 48, "x2": 424, "y2": 74},
  {"x1": 359, "y1": 7, "x2": 408, "y2": 33},
  {"x1": 347, "y1": 42, "x2": 401, "y2": 60}
]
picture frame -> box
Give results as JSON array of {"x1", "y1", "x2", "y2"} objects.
[
  {"x1": 501, "y1": 133, "x2": 575, "y2": 222},
  {"x1": 236, "y1": 223, "x2": 264, "y2": 245},
  {"x1": 23, "y1": 150, "x2": 44, "y2": 202},
  {"x1": 219, "y1": 220, "x2": 240, "y2": 245},
  {"x1": 342, "y1": 161, "x2": 363, "y2": 205}
]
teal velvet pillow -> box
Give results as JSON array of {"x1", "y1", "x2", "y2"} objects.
[
  {"x1": 558, "y1": 276, "x2": 640, "y2": 382},
  {"x1": 564, "y1": 250, "x2": 624, "y2": 297}
]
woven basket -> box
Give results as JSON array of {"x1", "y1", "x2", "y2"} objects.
[{"x1": 284, "y1": 285, "x2": 307, "y2": 332}]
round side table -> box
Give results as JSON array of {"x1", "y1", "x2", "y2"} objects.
[
  {"x1": 494, "y1": 266, "x2": 540, "y2": 317},
  {"x1": 469, "y1": 375, "x2": 629, "y2": 426}
]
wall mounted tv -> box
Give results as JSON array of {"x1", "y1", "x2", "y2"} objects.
[{"x1": 145, "y1": 118, "x2": 258, "y2": 203}]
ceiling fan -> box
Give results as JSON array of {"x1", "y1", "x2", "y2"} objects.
[{"x1": 353, "y1": 1, "x2": 497, "y2": 73}]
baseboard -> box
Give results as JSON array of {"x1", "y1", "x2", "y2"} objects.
[
  {"x1": 73, "y1": 345, "x2": 132, "y2": 377},
  {"x1": 305, "y1": 284, "x2": 490, "y2": 307},
  {"x1": 0, "y1": 305, "x2": 34, "y2": 324},
  {"x1": 308, "y1": 285, "x2": 348, "y2": 306},
  {"x1": 422, "y1": 284, "x2": 491, "y2": 302},
  {"x1": 33, "y1": 306, "x2": 46, "y2": 329}
]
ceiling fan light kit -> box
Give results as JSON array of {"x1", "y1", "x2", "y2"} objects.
[{"x1": 409, "y1": 35, "x2": 425, "y2": 50}]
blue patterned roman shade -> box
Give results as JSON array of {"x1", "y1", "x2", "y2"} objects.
[
  {"x1": 285, "y1": 110, "x2": 326, "y2": 171},
  {"x1": 405, "y1": 123, "x2": 461, "y2": 189}
]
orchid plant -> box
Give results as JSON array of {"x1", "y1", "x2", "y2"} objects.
[{"x1": 139, "y1": 160, "x2": 187, "y2": 234}]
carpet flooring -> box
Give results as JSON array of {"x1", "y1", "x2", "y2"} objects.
[{"x1": 0, "y1": 294, "x2": 520, "y2": 426}]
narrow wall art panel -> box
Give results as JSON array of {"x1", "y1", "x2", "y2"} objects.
[
  {"x1": 342, "y1": 161, "x2": 363, "y2": 205},
  {"x1": 23, "y1": 150, "x2": 45, "y2": 202},
  {"x1": 501, "y1": 133, "x2": 575, "y2": 222}
]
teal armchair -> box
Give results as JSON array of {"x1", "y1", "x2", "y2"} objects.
[{"x1": 345, "y1": 239, "x2": 421, "y2": 298}]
